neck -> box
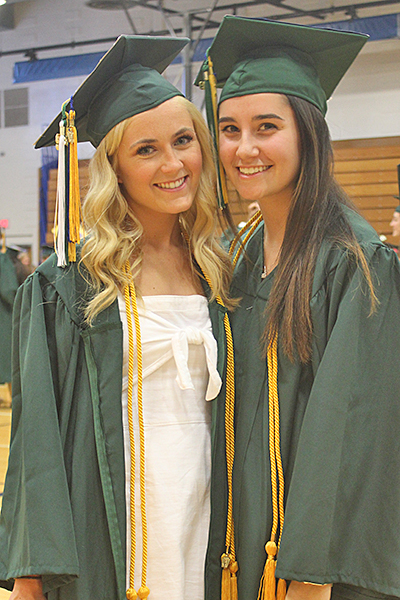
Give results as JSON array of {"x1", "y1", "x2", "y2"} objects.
[
  {"x1": 137, "y1": 211, "x2": 183, "y2": 251},
  {"x1": 258, "y1": 194, "x2": 292, "y2": 275}
]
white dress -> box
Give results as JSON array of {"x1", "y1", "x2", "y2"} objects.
[{"x1": 118, "y1": 293, "x2": 222, "y2": 600}]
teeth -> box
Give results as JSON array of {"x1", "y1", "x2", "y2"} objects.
[
  {"x1": 157, "y1": 177, "x2": 185, "y2": 189},
  {"x1": 238, "y1": 166, "x2": 269, "y2": 175}
]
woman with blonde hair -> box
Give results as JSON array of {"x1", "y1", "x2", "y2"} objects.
[{"x1": 0, "y1": 35, "x2": 233, "y2": 600}]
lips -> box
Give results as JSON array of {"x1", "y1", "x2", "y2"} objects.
[
  {"x1": 237, "y1": 166, "x2": 271, "y2": 175},
  {"x1": 155, "y1": 176, "x2": 187, "y2": 190}
]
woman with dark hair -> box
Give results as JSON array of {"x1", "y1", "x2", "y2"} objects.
[{"x1": 197, "y1": 16, "x2": 400, "y2": 600}]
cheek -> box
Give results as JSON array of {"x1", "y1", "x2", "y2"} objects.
[
  {"x1": 118, "y1": 161, "x2": 148, "y2": 190},
  {"x1": 193, "y1": 150, "x2": 203, "y2": 177},
  {"x1": 219, "y1": 138, "x2": 235, "y2": 171},
  {"x1": 190, "y1": 148, "x2": 203, "y2": 182}
]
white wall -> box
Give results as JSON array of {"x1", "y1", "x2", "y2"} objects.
[
  {"x1": 0, "y1": 0, "x2": 399, "y2": 262},
  {"x1": 327, "y1": 37, "x2": 400, "y2": 139}
]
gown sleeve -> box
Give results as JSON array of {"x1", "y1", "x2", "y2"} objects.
[
  {"x1": 275, "y1": 243, "x2": 400, "y2": 598},
  {"x1": 0, "y1": 271, "x2": 80, "y2": 591},
  {"x1": 0, "y1": 252, "x2": 19, "y2": 307}
]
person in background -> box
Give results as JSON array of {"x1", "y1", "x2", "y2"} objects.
[
  {"x1": 0, "y1": 244, "x2": 19, "y2": 400},
  {"x1": 246, "y1": 201, "x2": 260, "y2": 221},
  {"x1": 389, "y1": 206, "x2": 400, "y2": 253},
  {"x1": 0, "y1": 35, "x2": 234, "y2": 600},
  {"x1": 197, "y1": 16, "x2": 400, "y2": 600},
  {"x1": 384, "y1": 164, "x2": 400, "y2": 253},
  {"x1": 16, "y1": 250, "x2": 34, "y2": 283}
]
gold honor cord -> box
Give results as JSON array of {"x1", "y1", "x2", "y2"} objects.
[
  {"x1": 181, "y1": 225, "x2": 238, "y2": 600},
  {"x1": 200, "y1": 269, "x2": 238, "y2": 600},
  {"x1": 228, "y1": 215, "x2": 286, "y2": 600},
  {"x1": 229, "y1": 211, "x2": 263, "y2": 267},
  {"x1": 258, "y1": 331, "x2": 286, "y2": 600},
  {"x1": 123, "y1": 262, "x2": 150, "y2": 600}
]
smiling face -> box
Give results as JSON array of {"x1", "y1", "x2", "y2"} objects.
[
  {"x1": 116, "y1": 96, "x2": 203, "y2": 222},
  {"x1": 218, "y1": 93, "x2": 301, "y2": 211},
  {"x1": 390, "y1": 209, "x2": 400, "y2": 237}
]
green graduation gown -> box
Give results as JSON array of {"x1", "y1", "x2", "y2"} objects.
[
  {"x1": 0, "y1": 250, "x2": 19, "y2": 384},
  {"x1": 206, "y1": 207, "x2": 400, "y2": 600},
  {"x1": 0, "y1": 253, "x2": 227, "y2": 599}
]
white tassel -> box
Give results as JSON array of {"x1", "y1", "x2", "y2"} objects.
[{"x1": 55, "y1": 128, "x2": 67, "y2": 267}]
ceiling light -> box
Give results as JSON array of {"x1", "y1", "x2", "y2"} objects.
[{"x1": 0, "y1": 0, "x2": 7, "y2": 6}]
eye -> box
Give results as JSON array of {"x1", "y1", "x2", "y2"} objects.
[
  {"x1": 175, "y1": 134, "x2": 194, "y2": 147},
  {"x1": 259, "y1": 122, "x2": 278, "y2": 132},
  {"x1": 220, "y1": 124, "x2": 239, "y2": 134},
  {"x1": 136, "y1": 145, "x2": 156, "y2": 156}
]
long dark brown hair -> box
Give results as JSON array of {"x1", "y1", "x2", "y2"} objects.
[{"x1": 263, "y1": 94, "x2": 376, "y2": 363}]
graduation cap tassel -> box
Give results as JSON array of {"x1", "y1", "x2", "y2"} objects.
[
  {"x1": 54, "y1": 109, "x2": 68, "y2": 267},
  {"x1": 66, "y1": 103, "x2": 81, "y2": 263},
  {"x1": 202, "y1": 56, "x2": 229, "y2": 210}
]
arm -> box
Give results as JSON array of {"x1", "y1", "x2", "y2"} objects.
[
  {"x1": 286, "y1": 582, "x2": 332, "y2": 600},
  {"x1": 276, "y1": 244, "x2": 400, "y2": 596},
  {"x1": 10, "y1": 578, "x2": 45, "y2": 600},
  {"x1": 0, "y1": 271, "x2": 79, "y2": 588}
]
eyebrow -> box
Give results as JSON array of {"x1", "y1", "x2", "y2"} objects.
[
  {"x1": 218, "y1": 113, "x2": 284, "y2": 124},
  {"x1": 130, "y1": 127, "x2": 195, "y2": 149},
  {"x1": 130, "y1": 137, "x2": 157, "y2": 149}
]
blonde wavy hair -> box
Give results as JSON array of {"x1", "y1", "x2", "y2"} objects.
[{"x1": 81, "y1": 96, "x2": 233, "y2": 324}]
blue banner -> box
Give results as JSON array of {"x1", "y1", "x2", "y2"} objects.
[
  {"x1": 13, "y1": 13, "x2": 400, "y2": 84},
  {"x1": 14, "y1": 51, "x2": 106, "y2": 83}
]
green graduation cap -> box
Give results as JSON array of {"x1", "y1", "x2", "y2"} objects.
[
  {"x1": 36, "y1": 34, "x2": 188, "y2": 268},
  {"x1": 35, "y1": 34, "x2": 189, "y2": 149},
  {"x1": 195, "y1": 15, "x2": 368, "y2": 115},
  {"x1": 195, "y1": 16, "x2": 368, "y2": 208}
]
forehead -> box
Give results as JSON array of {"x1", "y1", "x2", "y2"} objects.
[
  {"x1": 219, "y1": 92, "x2": 291, "y2": 118},
  {"x1": 125, "y1": 96, "x2": 193, "y2": 136}
]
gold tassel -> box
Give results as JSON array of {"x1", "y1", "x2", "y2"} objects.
[
  {"x1": 230, "y1": 560, "x2": 238, "y2": 600},
  {"x1": 207, "y1": 56, "x2": 229, "y2": 208},
  {"x1": 258, "y1": 542, "x2": 277, "y2": 600},
  {"x1": 221, "y1": 554, "x2": 232, "y2": 600},
  {"x1": 221, "y1": 554, "x2": 239, "y2": 600},
  {"x1": 277, "y1": 578, "x2": 287, "y2": 600},
  {"x1": 67, "y1": 108, "x2": 81, "y2": 262},
  {"x1": 126, "y1": 588, "x2": 138, "y2": 600}
]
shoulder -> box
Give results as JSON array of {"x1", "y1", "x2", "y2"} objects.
[
  {"x1": 313, "y1": 205, "x2": 398, "y2": 296},
  {"x1": 343, "y1": 205, "x2": 383, "y2": 248},
  {"x1": 21, "y1": 252, "x2": 92, "y2": 328}
]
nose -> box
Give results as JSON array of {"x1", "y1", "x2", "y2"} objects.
[
  {"x1": 160, "y1": 148, "x2": 184, "y2": 173},
  {"x1": 236, "y1": 132, "x2": 260, "y2": 161}
]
